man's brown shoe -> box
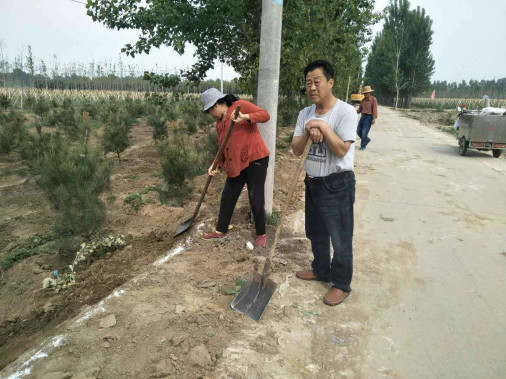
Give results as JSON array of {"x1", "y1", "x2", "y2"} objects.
[
  {"x1": 295, "y1": 270, "x2": 329, "y2": 282},
  {"x1": 323, "y1": 287, "x2": 349, "y2": 306}
]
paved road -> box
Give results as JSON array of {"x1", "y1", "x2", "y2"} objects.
[{"x1": 355, "y1": 106, "x2": 506, "y2": 377}]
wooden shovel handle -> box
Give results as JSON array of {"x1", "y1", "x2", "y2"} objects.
[
  {"x1": 267, "y1": 137, "x2": 313, "y2": 263},
  {"x1": 191, "y1": 105, "x2": 242, "y2": 221}
]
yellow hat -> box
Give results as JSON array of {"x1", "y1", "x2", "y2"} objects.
[{"x1": 361, "y1": 86, "x2": 374, "y2": 93}]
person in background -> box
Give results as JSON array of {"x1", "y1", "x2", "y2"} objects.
[
  {"x1": 200, "y1": 88, "x2": 271, "y2": 248},
  {"x1": 356, "y1": 86, "x2": 378, "y2": 150}
]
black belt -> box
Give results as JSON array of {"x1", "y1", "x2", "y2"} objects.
[
  {"x1": 361, "y1": 113, "x2": 373, "y2": 116},
  {"x1": 305, "y1": 171, "x2": 353, "y2": 185}
]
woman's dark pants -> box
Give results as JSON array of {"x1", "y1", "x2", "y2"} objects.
[{"x1": 217, "y1": 156, "x2": 269, "y2": 236}]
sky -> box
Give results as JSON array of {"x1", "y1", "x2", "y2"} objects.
[{"x1": 0, "y1": 0, "x2": 505, "y2": 83}]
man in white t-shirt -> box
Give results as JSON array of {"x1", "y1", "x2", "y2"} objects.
[{"x1": 290, "y1": 60, "x2": 356, "y2": 306}]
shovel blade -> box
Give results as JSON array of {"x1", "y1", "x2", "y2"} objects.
[
  {"x1": 174, "y1": 217, "x2": 194, "y2": 238},
  {"x1": 231, "y1": 271, "x2": 277, "y2": 322}
]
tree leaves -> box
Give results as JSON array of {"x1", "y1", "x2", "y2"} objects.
[
  {"x1": 364, "y1": 0, "x2": 435, "y2": 107},
  {"x1": 86, "y1": 0, "x2": 379, "y2": 95}
]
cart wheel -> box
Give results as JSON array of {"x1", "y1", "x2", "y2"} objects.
[
  {"x1": 492, "y1": 149, "x2": 502, "y2": 158},
  {"x1": 458, "y1": 137, "x2": 468, "y2": 156}
]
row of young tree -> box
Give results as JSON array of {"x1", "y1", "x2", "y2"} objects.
[
  {"x1": 0, "y1": 42, "x2": 241, "y2": 93},
  {"x1": 364, "y1": 0, "x2": 435, "y2": 108},
  {"x1": 0, "y1": 93, "x2": 220, "y2": 261},
  {"x1": 421, "y1": 78, "x2": 506, "y2": 99}
]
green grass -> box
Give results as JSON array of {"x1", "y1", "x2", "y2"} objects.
[
  {"x1": 124, "y1": 186, "x2": 160, "y2": 212},
  {"x1": 276, "y1": 132, "x2": 294, "y2": 149},
  {"x1": 266, "y1": 209, "x2": 281, "y2": 225},
  {"x1": 249, "y1": 208, "x2": 281, "y2": 225},
  {"x1": 0, "y1": 231, "x2": 55, "y2": 271},
  {"x1": 123, "y1": 174, "x2": 139, "y2": 180},
  {"x1": 150, "y1": 171, "x2": 163, "y2": 179}
]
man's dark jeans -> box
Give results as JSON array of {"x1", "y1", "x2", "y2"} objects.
[
  {"x1": 357, "y1": 114, "x2": 373, "y2": 148},
  {"x1": 217, "y1": 156, "x2": 269, "y2": 236},
  {"x1": 305, "y1": 171, "x2": 355, "y2": 292}
]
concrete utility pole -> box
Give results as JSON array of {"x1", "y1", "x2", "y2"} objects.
[{"x1": 256, "y1": 0, "x2": 283, "y2": 215}]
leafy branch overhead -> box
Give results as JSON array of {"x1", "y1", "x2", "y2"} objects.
[
  {"x1": 143, "y1": 72, "x2": 181, "y2": 89},
  {"x1": 86, "y1": 0, "x2": 380, "y2": 93}
]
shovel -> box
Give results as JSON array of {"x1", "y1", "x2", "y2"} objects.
[
  {"x1": 174, "y1": 105, "x2": 242, "y2": 237},
  {"x1": 231, "y1": 137, "x2": 313, "y2": 321}
]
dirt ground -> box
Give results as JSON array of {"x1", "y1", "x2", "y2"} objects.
[
  {"x1": 0, "y1": 120, "x2": 188, "y2": 369},
  {"x1": 0, "y1": 118, "x2": 297, "y2": 372},
  {"x1": 400, "y1": 107, "x2": 457, "y2": 128},
  {"x1": 1, "y1": 107, "x2": 505, "y2": 378}
]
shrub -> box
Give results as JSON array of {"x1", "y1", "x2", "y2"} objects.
[
  {"x1": 81, "y1": 98, "x2": 100, "y2": 117},
  {"x1": 102, "y1": 115, "x2": 130, "y2": 161},
  {"x1": 58, "y1": 111, "x2": 84, "y2": 141},
  {"x1": 125, "y1": 96, "x2": 145, "y2": 118},
  {"x1": 34, "y1": 141, "x2": 113, "y2": 239},
  {"x1": 25, "y1": 94, "x2": 36, "y2": 108},
  {"x1": 145, "y1": 92, "x2": 169, "y2": 107},
  {"x1": 0, "y1": 111, "x2": 28, "y2": 155},
  {"x1": 98, "y1": 100, "x2": 120, "y2": 123},
  {"x1": 198, "y1": 114, "x2": 214, "y2": 132},
  {"x1": 201, "y1": 130, "x2": 218, "y2": 165},
  {"x1": 148, "y1": 114, "x2": 168, "y2": 141},
  {"x1": 165, "y1": 105, "x2": 181, "y2": 123},
  {"x1": 184, "y1": 119, "x2": 197, "y2": 134},
  {"x1": 0, "y1": 93, "x2": 12, "y2": 109},
  {"x1": 157, "y1": 135, "x2": 197, "y2": 205},
  {"x1": 33, "y1": 97, "x2": 51, "y2": 117},
  {"x1": 62, "y1": 97, "x2": 73, "y2": 109},
  {"x1": 158, "y1": 139, "x2": 192, "y2": 188},
  {"x1": 45, "y1": 107, "x2": 85, "y2": 140},
  {"x1": 18, "y1": 131, "x2": 52, "y2": 164},
  {"x1": 116, "y1": 109, "x2": 136, "y2": 130}
]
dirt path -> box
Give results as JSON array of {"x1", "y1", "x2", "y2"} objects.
[{"x1": 2, "y1": 106, "x2": 505, "y2": 378}]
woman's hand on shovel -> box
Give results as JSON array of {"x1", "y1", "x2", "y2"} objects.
[
  {"x1": 208, "y1": 163, "x2": 219, "y2": 177},
  {"x1": 230, "y1": 111, "x2": 250, "y2": 123}
]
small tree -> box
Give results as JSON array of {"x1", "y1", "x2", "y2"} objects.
[
  {"x1": 364, "y1": 0, "x2": 434, "y2": 107},
  {"x1": 0, "y1": 111, "x2": 28, "y2": 155},
  {"x1": 156, "y1": 130, "x2": 196, "y2": 205},
  {"x1": 0, "y1": 93, "x2": 11, "y2": 109},
  {"x1": 35, "y1": 136, "x2": 113, "y2": 239},
  {"x1": 33, "y1": 97, "x2": 50, "y2": 117},
  {"x1": 148, "y1": 114, "x2": 168, "y2": 141},
  {"x1": 102, "y1": 115, "x2": 130, "y2": 161}
]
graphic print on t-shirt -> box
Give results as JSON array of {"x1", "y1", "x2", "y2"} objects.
[{"x1": 307, "y1": 142, "x2": 328, "y2": 163}]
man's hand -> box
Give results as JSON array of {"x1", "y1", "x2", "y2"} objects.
[
  {"x1": 372, "y1": 119, "x2": 376, "y2": 125},
  {"x1": 305, "y1": 119, "x2": 330, "y2": 143}
]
